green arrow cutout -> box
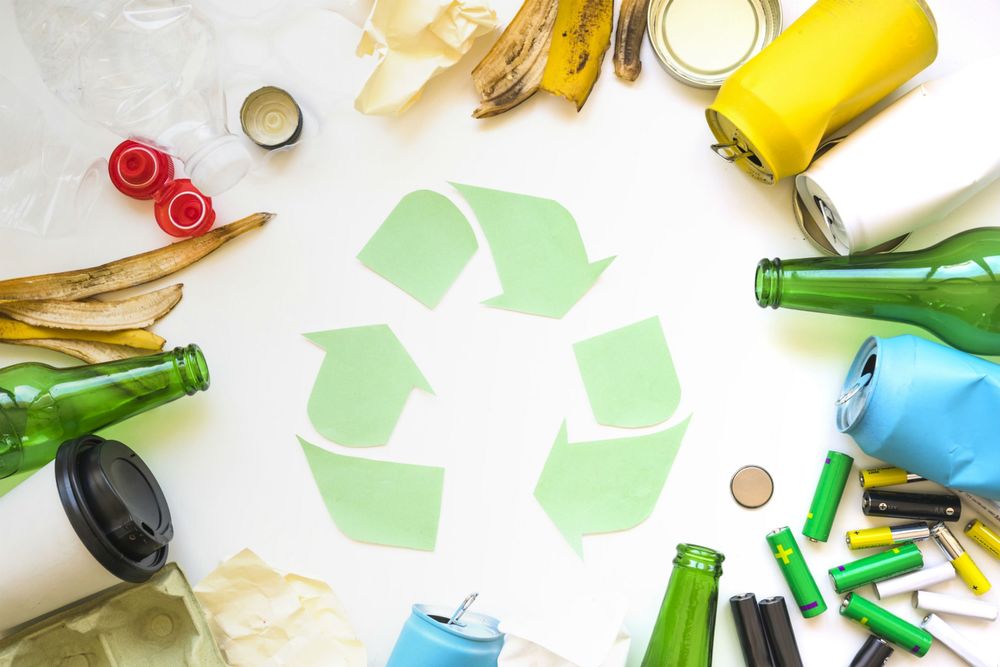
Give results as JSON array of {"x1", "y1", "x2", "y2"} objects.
[
  {"x1": 452, "y1": 183, "x2": 615, "y2": 318},
  {"x1": 534, "y1": 417, "x2": 691, "y2": 556},
  {"x1": 305, "y1": 325, "x2": 432, "y2": 447}
]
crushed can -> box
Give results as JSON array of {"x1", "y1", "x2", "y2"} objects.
[{"x1": 386, "y1": 601, "x2": 504, "y2": 667}]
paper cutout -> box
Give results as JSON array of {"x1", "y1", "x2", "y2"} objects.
[
  {"x1": 305, "y1": 325, "x2": 432, "y2": 447},
  {"x1": 299, "y1": 437, "x2": 444, "y2": 551},
  {"x1": 358, "y1": 190, "x2": 478, "y2": 308},
  {"x1": 355, "y1": 0, "x2": 497, "y2": 115},
  {"x1": 195, "y1": 548, "x2": 367, "y2": 667},
  {"x1": 534, "y1": 418, "x2": 690, "y2": 556},
  {"x1": 452, "y1": 183, "x2": 615, "y2": 318},
  {"x1": 573, "y1": 317, "x2": 681, "y2": 428}
]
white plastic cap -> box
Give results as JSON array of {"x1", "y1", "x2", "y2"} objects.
[{"x1": 184, "y1": 135, "x2": 251, "y2": 196}]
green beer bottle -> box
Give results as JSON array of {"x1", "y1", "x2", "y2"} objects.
[
  {"x1": 755, "y1": 227, "x2": 1000, "y2": 355},
  {"x1": 641, "y1": 544, "x2": 725, "y2": 667},
  {"x1": 0, "y1": 345, "x2": 209, "y2": 479}
]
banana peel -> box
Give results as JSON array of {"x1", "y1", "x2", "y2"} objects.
[
  {"x1": 471, "y1": 0, "x2": 559, "y2": 118},
  {"x1": 13, "y1": 339, "x2": 150, "y2": 364},
  {"x1": 0, "y1": 319, "x2": 164, "y2": 350},
  {"x1": 614, "y1": 0, "x2": 650, "y2": 81},
  {"x1": 0, "y1": 284, "x2": 183, "y2": 332},
  {"x1": 540, "y1": 0, "x2": 613, "y2": 110}
]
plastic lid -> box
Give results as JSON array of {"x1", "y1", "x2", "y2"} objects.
[
  {"x1": 108, "y1": 140, "x2": 175, "y2": 200},
  {"x1": 153, "y1": 179, "x2": 216, "y2": 238},
  {"x1": 185, "y1": 135, "x2": 251, "y2": 196},
  {"x1": 55, "y1": 435, "x2": 172, "y2": 583}
]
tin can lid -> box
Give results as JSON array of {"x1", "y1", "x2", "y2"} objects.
[
  {"x1": 647, "y1": 0, "x2": 781, "y2": 88},
  {"x1": 730, "y1": 465, "x2": 773, "y2": 508},
  {"x1": 412, "y1": 605, "x2": 503, "y2": 642},
  {"x1": 836, "y1": 337, "x2": 879, "y2": 433}
]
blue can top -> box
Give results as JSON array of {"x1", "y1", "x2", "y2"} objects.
[{"x1": 412, "y1": 604, "x2": 502, "y2": 641}]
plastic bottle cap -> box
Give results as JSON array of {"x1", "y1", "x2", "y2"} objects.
[
  {"x1": 55, "y1": 435, "x2": 172, "y2": 583},
  {"x1": 108, "y1": 140, "x2": 175, "y2": 200},
  {"x1": 184, "y1": 135, "x2": 251, "y2": 196},
  {"x1": 154, "y1": 179, "x2": 216, "y2": 238}
]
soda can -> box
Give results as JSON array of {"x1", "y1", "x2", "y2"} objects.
[
  {"x1": 765, "y1": 527, "x2": 826, "y2": 618},
  {"x1": 829, "y1": 543, "x2": 923, "y2": 594},
  {"x1": 840, "y1": 593, "x2": 932, "y2": 657},
  {"x1": 796, "y1": 56, "x2": 1000, "y2": 255},
  {"x1": 706, "y1": 0, "x2": 937, "y2": 184},
  {"x1": 802, "y1": 450, "x2": 853, "y2": 543},
  {"x1": 386, "y1": 603, "x2": 504, "y2": 667},
  {"x1": 965, "y1": 519, "x2": 1000, "y2": 560},
  {"x1": 846, "y1": 522, "x2": 930, "y2": 550}
]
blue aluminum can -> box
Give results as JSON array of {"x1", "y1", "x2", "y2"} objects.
[{"x1": 386, "y1": 604, "x2": 504, "y2": 667}]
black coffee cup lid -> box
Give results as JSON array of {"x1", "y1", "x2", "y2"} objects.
[{"x1": 55, "y1": 435, "x2": 172, "y2": 583}]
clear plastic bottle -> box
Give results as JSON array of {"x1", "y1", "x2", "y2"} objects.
[{"x1": 14, "y1": 0, "x2": 251, "y2": 196}]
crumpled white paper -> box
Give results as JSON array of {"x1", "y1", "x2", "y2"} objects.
[
  {"x1": 194, "y1": 549, "x2": 366, "y2": 667},
  {"x1": 497, "y1": 591, "x2": 630, "y2": 667},
  {"x1": 355, "y1": 0, "x2": 497, "y2": 115}
]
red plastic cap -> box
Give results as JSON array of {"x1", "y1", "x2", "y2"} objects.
[
  {"x1": 108, "y1": 140, "x2": 174, "y2": 200},
  {"x1": 153, "y1": 179, "x2": 216, "y2": 238}
]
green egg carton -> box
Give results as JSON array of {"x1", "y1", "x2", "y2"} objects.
[{"x1": 0, "y1": 564, "x2": 225, "y2": 666}]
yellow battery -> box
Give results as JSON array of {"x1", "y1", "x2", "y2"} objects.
[
  {"x1": 952, "y1": 552, "x2": 992, "y2": 595},
  {"x1": 846, "y1": 526, "x2": 893, "y2": 550},
  {"x1": 860, "y1": 467, "x2": 910, "y2": 488},
  {"x1": 966, "y1": 519, "x2": 1000, "y2": 560},
  {"x1": 706, "y1": 0, "x2": 938, "y2": 184}
]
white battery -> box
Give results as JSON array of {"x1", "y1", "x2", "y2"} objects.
[
  {"x1": 874, "y1": 561, "x2": 956, "y2": 599},
  {"x1": 913, "y1": 590, "x2": 998, "y2": 621},
  {"x1": 795, "y1": 56, "x2": 1000, "y2": 255},
  {"x1": 920, "y1": 613, "x2": 994, "y2": 667}
]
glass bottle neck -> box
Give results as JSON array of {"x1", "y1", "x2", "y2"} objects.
[{"x1": 674, "y1": 543, "x2": 725, "y2": 576}]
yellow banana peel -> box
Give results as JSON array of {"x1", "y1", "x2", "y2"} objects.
[{"x1": 540, "y1": 0, "x2": 613, "y2": 110}]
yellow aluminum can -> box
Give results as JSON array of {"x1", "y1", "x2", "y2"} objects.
[{"x1": 706, "y1": 0, "x2": 938, "y2": 184}]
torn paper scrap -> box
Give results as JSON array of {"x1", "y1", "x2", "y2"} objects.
[
  {"x1": 355, "y1": 0, "x2": 497, "y2": 115},
  {"x1": 194, "y1": 549, "x2": 367, "y2": 667}
]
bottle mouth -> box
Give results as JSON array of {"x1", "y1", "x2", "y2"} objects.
[
  {"x1": 675, "y1": 543, "x2": 725, "y2": 571},
  {"x1": 174, "y1": 345, "x2": 210, "y2": 394},
  {"x1": 755, "y1": 259, "x2": 781, "y2": 308}
]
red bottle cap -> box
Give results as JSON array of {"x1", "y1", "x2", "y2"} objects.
[
  {"x1": 108, "y1": 140, "x2": 174, "y2": 200},
  {"x1": 153, "y1": 179, "x2": 216, "y2": 238}
]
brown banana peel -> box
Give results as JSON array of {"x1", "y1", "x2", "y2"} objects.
[
  {"x1": 0, "y1": 212, "x2": 274, "y2": 302},
  {"x1": 471, "y1": 0, "x2": 559, "y2": 118},
  {"x1": 0, "y1": 284, "x2": 183, "y2": 332},
  {"x1": 614, "y1": 0, "x2": 650, "y2": 81},
  {"x1": 13, "y1": 339, "x2": 150, "y2": 364},
  {"x1": 0, "y1": 319, "x2": 164, "y2": 350},
  {"x1": 540, "y1": 0, "x2": 613, "y2": 110}
]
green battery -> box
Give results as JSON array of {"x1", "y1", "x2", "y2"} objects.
[
  {"x1": 802, "y1": 450, "x2": 854, "y2": 542},
  {"x1": 829, "y1": 542, "x2": 923, "y2": 593},
  {"x1": 766, "y1": 526, "x2": 827, "y2": 618},
  {"x1": 840, "y1": 592, "x2": 933, "y2": 657}
]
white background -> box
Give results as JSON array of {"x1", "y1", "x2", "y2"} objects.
[{"x1": 2, "y1": 0, "x2": 1000, "y2": 664}]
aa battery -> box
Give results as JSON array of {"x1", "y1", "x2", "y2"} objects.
[
  {"x1": 829, "y1": 542, "x2": 923, "y2": 594},
  {"x1": 920, "y1": 613, "x2": 992, "y2": 667},
  {"x1": 840, "y1": 593, "x2": 933, "y2": 657},
  {"x1": 930, "y1": 522, "x2": 992, "y2": 595},
  {"x1": 802, "y1": 450, "x2": 854, "y2": 542},
  {"x1": 766, "y1": 527, "x2": 827, "y2": 618},
  {"x1": 730, "y1": 593, "x2": 774, "y2": 667},
  {"x1": 849, "y1": 635, "x2": 894, "y2": 667},
  {"x1": 874, "y1": 561, "x2": 957, "y2": 600},
  {"x1": 912, "y1": 590, "x2": 999, "y2": 621},
  {"x1": 863, "y1": 490, "x2": 961, "y2": 522},
  {"x1": 758, "y1": 597, "x2": 803, "y2": 667},
  {"x1": 846, "y1": 522, "x2": 930, "y2": 550},
  {"x1": 965, "y1": 519, "x2": 1000, "y2": 560},
  {"x1": 859, "y1": 467, "x2": 925, "y2": 489}
]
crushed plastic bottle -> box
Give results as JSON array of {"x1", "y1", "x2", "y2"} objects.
[
  {"x1": 14, "y1": 0, "x2": 251, "y2": 197},
  {"x1": 0, "y1": 76, "x2": 104, "y2": 237}
]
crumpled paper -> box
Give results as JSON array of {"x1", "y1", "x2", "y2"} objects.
[
  {"x1": 194, "y1": 549, "x2": 366, "y2": 667},
  {"x1": 499, "y1": 629, "x2": 630, "y2": 667},
  {"x1": 355, "y1": 0, "x2": 497, "y2": 115}
]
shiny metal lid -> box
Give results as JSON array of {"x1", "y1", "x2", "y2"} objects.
[
  {"x1": 730, "y1": 465, "x2": 774, "y2": 508},
  {"x1": 648, "y1": 0, "x2": 781, "y2": 88}
]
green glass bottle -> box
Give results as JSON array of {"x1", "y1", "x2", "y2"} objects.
[
  {"x1": 641, "y1": 544, "x2": 725, "y2": 667},
  {"x1": 0, "y1": 345, "x2": 209, "y2": 479},
  {"x1": 755, "y1": 227, "x2": 1000, "y2": 355}
]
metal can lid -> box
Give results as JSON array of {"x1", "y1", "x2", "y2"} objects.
[
  {"x1": 412, "y1": 604, "x2": 503, "y2": 641},
  {"x1": 730, "y1": 465, "x2": 774, "y2": 508},
  {"x1": 648, "y1": 0, "x2": 781, "y2": 89}
]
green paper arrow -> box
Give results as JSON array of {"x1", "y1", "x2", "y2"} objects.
[
  {"x1": 534, "y1": 417, "x2": 691, "y2": 556},
  {"x1": 451, "y1": 183, "x2": 615, "y2": 318},
  {"x1": 305, "y1": 325, "x2": 432, "y2": 447},
  {"x1": 298, "y1": 437, "x2": 443, "y2": 551},
  {"x1": 358, "y1": 190, "x2": 478, "y2": 309}
]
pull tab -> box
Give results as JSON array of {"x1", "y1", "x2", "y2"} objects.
[
  {"x1": 711, "y1": 142, "x2": 753, "y2": 163},
  {"x1": 836, "y1": 372, "x2": 872, "y2": 406},
  {"x1": 446, "y1": 592, "x2": 478, "y2": 627}
]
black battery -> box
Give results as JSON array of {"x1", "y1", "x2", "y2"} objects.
[
  {"x1": 849, "y1": 634, "x2": 894, "y2": 667},
  {"x1": 730, "y1": 593, "x2": 774, "y2": 667},
  {"x1": 862, "y1": 489, "x2": 961, "y2": 522},
  {"x1": 758, "y1": 596, "x2": 803, "y2": 667}
]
